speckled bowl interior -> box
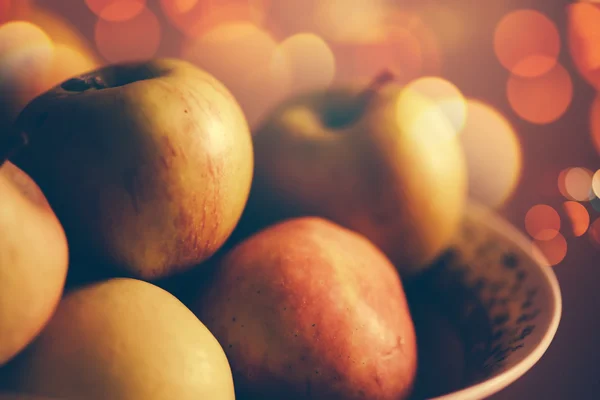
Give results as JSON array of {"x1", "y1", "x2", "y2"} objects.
[{"x1": 406, "y1": 203, "x2": 562, "y2": 400}]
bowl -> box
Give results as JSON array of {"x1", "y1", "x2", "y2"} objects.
[{"x1": 406, "y1": 202, "x2": 562, "y2": 400}]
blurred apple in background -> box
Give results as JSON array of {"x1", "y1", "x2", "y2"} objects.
[
  {"x1": 240, "y1": 72, "x2": 467, "y2": 277},
  {"x1": 0, "y1": 21, "x2": 54, "y2": 134},
  {"x1": 0, "y1": 5, "x2": 99, "y2": 140}
]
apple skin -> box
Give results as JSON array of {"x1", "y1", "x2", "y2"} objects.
[
  {"x1": 11, "y1": 58, "x2": 254, "y2": 280},
  {"x1": 0, "y1": 162, "x2": 68, "y2": 365},
  {"x1": 2, "y1": 278, "x2": 235, "y2": 400},
  {"x1": 239, "y1": 82, "x2": 467, "y2": 277},
  {"x1": 195, "y1": 217, "x2": 417, "y2": 400}
]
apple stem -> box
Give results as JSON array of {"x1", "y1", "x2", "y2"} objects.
[
  {"x1": 322, "y1": 69, "x2": 398, "y2": 129},
  {"x1": 0, "y1": 130, "x2": 29, "y2": 167},
  {"x1": 357, "y1": 69, "x2": 397, "y2": 105}
]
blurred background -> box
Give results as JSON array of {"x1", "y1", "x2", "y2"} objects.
[{"x1": 0, "y1": 0, "x2": 597, "y2": 398}]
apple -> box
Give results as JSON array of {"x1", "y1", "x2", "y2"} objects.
[
  {"x1": 240, "y1": 71, "x2": 467, "y2": 276},
  {"x1": 10, "y1": 58, "x2": 254, "y2": 280},
  {"x1": 194, "y1": 217, "x2": 417, "y2": 400},
  {"x1": 0, "y1": 161, "x2": 68, "y2": 366},
  {"x1": 2, "y1": 278, "x2": 235, "y2": 400}
]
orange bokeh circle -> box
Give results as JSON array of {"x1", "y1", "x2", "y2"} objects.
[
  {"x1": 95, "y1": 7, "x2": 161, "y2": 63},
  {"x1": 85, "y1": 0, "x2": 146, "y2": 22},
  {"x1": 525, "y1": 204, "x2": 561, "y2": 241},
  {"x1": 160, "y1": 0, "x2": 269, "y2": 38},
  {"x1": 494, "y1": 9, "x2": 560, "y2": 77},
  {"x1": 507, "y1": 63, "x2": 572, "y2": 124}
]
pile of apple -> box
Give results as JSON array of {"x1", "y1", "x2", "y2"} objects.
[{"x1": 0, "y1": 58, "x2": 467, "y2": 400}]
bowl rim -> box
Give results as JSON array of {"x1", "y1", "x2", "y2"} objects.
[{"x1": 429, "y1": 203, "x2": 563, "y2": 400}]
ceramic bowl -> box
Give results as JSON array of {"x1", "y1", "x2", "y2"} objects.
[{"x1": 406, "y1": 202, "x2": 562, "y2": 400}]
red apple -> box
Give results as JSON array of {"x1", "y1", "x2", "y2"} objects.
[{"x1": 194, "y1": 217, "x2": 417, "y2": 400}]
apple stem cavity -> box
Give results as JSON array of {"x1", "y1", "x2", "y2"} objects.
[
  {"x1": 61, "y1": 65, "x2": 159, "y2": 93},
  {"x1": 322, "y1": 69, "x2": 397, "y2": 129},
  {"x1": 61, "y1": 75, "x2": 108, "y2": 92}
]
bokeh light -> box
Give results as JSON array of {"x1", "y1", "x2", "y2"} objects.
[
  {"x1": 266, "y1": 0, "x2": 390, "y2": 43},
  {"x1": 558, "y1": 168, "x2": 571, "y2": 199},
  {"x1": 563, "y1": 201, "x2": 590, "y2": 237},
  {"x1": 95, "y1": 7, "x2": 161, "y2": 63},
  {"x1": 0, "y1": 21, "x2": 54, "y2": 82},
  {"x1": 525, "y1": 204, "x2": 561, "y2": 240},
  {"x1": 182, "y1": 23, "x2": 291, "y2": 128},
  {"x1": 396, "y1": 85, "x2": 457, "y2": 145},
  {"x1": 161, "y1": 0, "x2": 268, "y2": 38},
  {"x1": 534, "y1": 233, "x2": 567, "y2": 267},
  {"x1": 0, "y1": 10, "x2": 101, "y2": 129},
  {"x1": 0, "y1": 0, "x2": 7, "y2": 21},
  {"x1": 507, "y1": 63, "x2": 573, "y2": 125},
  {"x1": 330, "y1": 10, "x2": 441, "y2": 85},
  {"x1": 168, "y1": 0, "x2": 199, "y2": 14},
  {"x1": 590, "y1": 94, "x2": 600, "y2": 156},
  {"x1": 24, "y1": 8, "x2": 99, "y2": 66},
  {"x1": 417, "y1": 3, "x2": 465, "y2": 52},
  {"x1": 264, "y1": 0, "x2": 316, "y2": 39},
  {"x1": 332, "y1": 27, "x2": 422, "y2": 85},
  {"x1": 494, "y1": 9, "x2": 560, "y2": 78},
  {"x1": 0, "y1": 21, "x2": 54, "y2": 121},
  {"x1": 275, "y1": 33, "x2": 335, "y2": 96},
  {"x1": 42, "y1": 44, "x2": 98, "y2": 91},
  {"x1": 312, "y1": 0, "x2": 391, "y2": 44},
  {"x1": 559, "y1": 167, "x2": 594, "y2": 201},
  {"x1": 85, "y1": 0, "x2": 146, "y2": 22},
  {"x1": 567, "y1": 2, "x2": 600, "y2": 90},
  {"x1": 403, "y1": 76, "x2": 467, "y2": 134},
  {"x1": 387, "y1": 11, "x2": 441, "y2": 76},
  {"x1": 0, "y1": 0, "x2": 31, "y2": 24},
  {"x1": 589, "y1": 217, "x2": 600, "y2": 249},
  {"x1": 593, "y1": 169, "x2": 600, "y2": 198},
  {"x1": 459, "y1": 100, "x2": 522, "y2": 208}
]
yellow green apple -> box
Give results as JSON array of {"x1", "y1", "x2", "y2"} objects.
[
  {"x1": 11, "y1": 58, "x2": 254, "y2": 280},
  {"x1": 0, "y1": 162, "x2": 68, "y2": 366},
  {"x1": 3, "y1": 278, "x2": 235, "y2": 400},
  {"x1": 243, "y1": 72, "x2": 467, "y2": 276}
]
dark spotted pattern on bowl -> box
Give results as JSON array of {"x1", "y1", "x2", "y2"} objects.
[{"x1": 407, "y1": 204, "x2": 560, "y2": 400}]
